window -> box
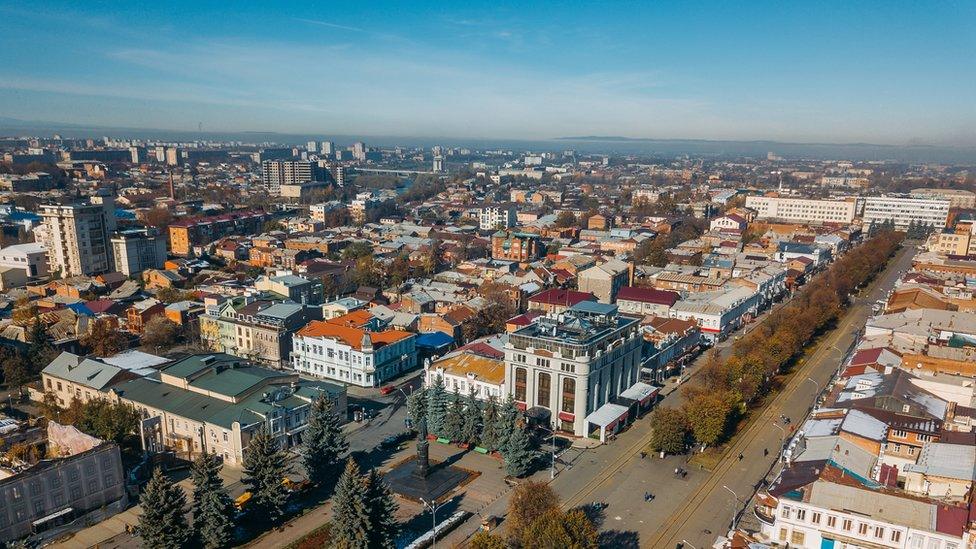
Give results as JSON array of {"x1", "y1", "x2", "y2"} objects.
[
  {"x1": 826, "y1": 515, "x2": 836, "y2": 528},
  {"x1": 858, "y1": 523, "x2": 869, "y2": 535},
  {"x1": 891, "y1": 429, "x2": 907, "y2": 437},
  {"x1": 890, "y1": 530, "x2": 901, "y2": 543},
  {"x1": 780, "y1": 506, "x2": 791, "y2": 519},
  {"x1": 842, "y1": 519, "x2": 852, "y2": 531},
  {"x1": 875, "y1": 527, "x2": 884, "y2": 539},
  {"x1": 811, "y1": 512, "x2": 821, "y2": 524},
  {"x1": 537, "y1": 373, "x2": 551, "y2": 408},
  {"x1": 790, "y1": 531, "x2": 805, "y2": 545},
  {"x1": 514, "y1": 368, "x2": 527, "y2": 401},
  {"x1": 908, "y1": 446, "x2": 916, "y2": 456},
  {"x1": 778, "y1": 529, "x2": 787, "y2": 542},
  {"x1": 536, "y1": 357, "x2": 550, "y2": 368},
  {"x1": 561, "y1": 378, "x2": 576, "y2": 413},
  {"x1": 795, "y1": 509, "x2": 806, "y2": 521}
]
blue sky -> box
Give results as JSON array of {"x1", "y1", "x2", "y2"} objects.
[{"x1": 0, "y1": 1, "x2": 974, "y2": 145}]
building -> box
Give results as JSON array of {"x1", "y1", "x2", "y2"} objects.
[
  {"x1": 670, "y1": 286, "x2": 760, "y2": 342},
  {"x1": 0, "y1": 429, "x2": 127, "y2": 544},
  {"x1": 480, "y1": 205, "x2": 517, "y2": 231},
  {"x1": 578, "y1": 258, "x2": 632, "y2": 303},
  {"x1": 709, "y1": 214, "x2": 748, "y2": 232},
  {"x1": 0, "y1": 243, "x2": 48, "y2": 278},
  {"x1": 0, "y1": 172, "x2": 56, "y2": 192},
  {"x1": 41, "y1": 351, "x2": 168, "y2": 407},
  {"x1": 863, "y1": 196, "x2": 951, "y2": 230},
  {"x1": 110, "y1": 354, "x2": 346, "y2": 465},
  {"x1": 744, "y1": 196, "x2": 857, "y2": 224},
  {"x1": 433, "y1": 156, "x2": 444, "y2": 172},
  {"x1": 491, "y1": 231, "x2": 543, "y2": 262},
  {"x1": 527, "y1": 288, "x2": 597, "y2": 315},
  {"x1": 198, "y1": 297, "x2": 322, "y2": 368},
  {"x1": 254, "y1": 274, "x2": 322, "y2": 305},
  {"x1": 40, "y1": 195, "x2": 117, "y2": 277},
  {"x1": 615, "y1": 286, "x2": 679, "y2": 317},
  {"x1": 424, "y1": 342, "x2": 506, "y2": 401},
  {"x1": 164, "y1": 147, "x2": 180, "y2": 166},
  {"x1": 504, "y1": 302, "x2": 643, "y2": 437},
  {"x1": 110, "y1": 228, "x2": 166, "y2": 276},
  {"x1": 168, "y1": 210, "x2": 269, "y2": 255},
  {"x1": 911, "y1": 188, "x2": 976, "y2": 209},
  {"x1": 291, "y1": 314, "x2": 418, "y2": 387},
  {"x1": 261, "y1": 160, "x2": 328, "y2": 196}
]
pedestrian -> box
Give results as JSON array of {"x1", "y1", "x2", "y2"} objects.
[
  {"x1": 738, "y1": 453, "x2": 743, "y2": 461},
  {"x1": 764, "y1": 448, "x2": 769, "y2": 457},
  {"x1": 675, "y1": 467, "x2": 680, "y2": 476}
]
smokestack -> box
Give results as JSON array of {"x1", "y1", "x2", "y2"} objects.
[{"x1": 168, "y1": 171, "x2": 176, "y2": 200}]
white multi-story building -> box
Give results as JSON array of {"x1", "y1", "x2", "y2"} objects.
[
  {"x1": 669, "y1": 285, "x2": 760, "y2": 342},
  {"x1": 632, "y1": 187, "x2": 664, "y2": 204},
  {"x1": 0, "y1": 243, "x2": 48, "y2": 278},
  {"x1": 111, "y1": 228, "x2": 167, "y2": 276},
  {"x1": 504, "y1": 302, "x2": 643, "y2": 437},
  {"x1": 745, "y1": 196, "x2": 857, "y2": 224},
  {"x1": 292, "y1": 316, "x2": 417, "y2": 387},
  {"x1": 40, "y1": 195, "x2": 117, "y2": 277},
  {"x1": 863, "y1": 196, "x2": 951, "y2": 230},
  {"x1": 261, "y1": 160, "x2": 325, "y2": 195},
  {"x1": 910, "y1": 188, "x2": 976, "y2": 209},
  {"x1": 479, "y1": 205, "x2": 517, "y2": 231}
]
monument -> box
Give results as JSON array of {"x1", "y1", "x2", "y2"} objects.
[{"x1": 385, "y1": 414, "x2": 472, "y2": 501}]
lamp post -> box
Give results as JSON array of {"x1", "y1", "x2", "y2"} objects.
[
  {"x1": 723, "y1": 484, "x2": 740, "y2": 530},
  {"x1": 420, "y1": 498, "x2": 445, "y2": 549},
  {"x1": 681, "y1": 540, "x2": 697, "y2": 549}
]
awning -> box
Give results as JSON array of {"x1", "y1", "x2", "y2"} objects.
[
  {"x1": 33, "y1": 507, "x2": 73, "y2": 527},
  {"x1": 584, "y1": 403, "x2": 630, "y2": 428},
  {"x1": 618, "y1": 382, "x2": 660, "y2": 404},
  {"x1": 558, "y1": 411, "x2": 575, "y2": 422}
]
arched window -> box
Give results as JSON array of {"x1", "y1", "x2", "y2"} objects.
[
  {"x1": 537, "y1": 372, "x2": 551, "y2": 408},
  {"x1": 515, "y1": 367, "x2": 527, "y2": 401}
]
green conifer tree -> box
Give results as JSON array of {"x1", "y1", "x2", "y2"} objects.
[
  {"x1": 331, "y1": 459, "x2": 370, "y2": 549},
  {"x1": 242, "y1": 427, "x2": 289, "y2": 524},
  {"x1": 406, "y1": 385, "x2": 427, "y2": 428},
  {"x1": 496, "y1": 394, "x2": 519, "y2": 453},
  {"x1": 442, "y1": 388, "x2": 465, "y2": 441},
  {"x1": 190, "y1": 452, "x2": 235, "y2": 549},
  {"x1": 480, "y1": 393, "x2": 502, "y2": 451},
  {"x1": 302, "y1": 394, "x2": 349, "y2": 485},
  {"x1": 138, "y1": 467, "x2": 191, "y2": 549},
  {"x1": 364, "y1": 468, "x2": 399, "y2": 549},
  {"x1": 426, "y1": 375, "x2": 448, "y2": 436},
  {"x1": 460, "y1": 386, "x2": 482, "y2": 445},
  {"x1": 503, "y1": 421, "x2": 536, "y2": 478}
]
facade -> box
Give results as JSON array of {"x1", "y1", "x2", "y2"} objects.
[
  {"x1": 0, "y1": 243, "x2": 48, "y2": 278},
  {"x1": 479, "y1": 205, "x2": 517, "y2": 231},
  {"x1": 911, "y1": 187, "x2": 976, "y2": 209},
  {"x1": 292, "y1": 313, "x2": 418, "y2": 387},
  {"x1": 168, "y1": 210, "x2": 269, "y2": 256},
  {"x1": 862, "y1": 196, "x2": 951, "y2": 230},
  {"x1": 670, "y1": 286, "x2": 760, "y2": 342},
  {"x1": 744, "y1": 196, "x2": 857, "y2": 224},
  {"x1": 198, "y1": 297, "x2": 322, "y2": 368},
  {"x1": 40, "y1": 351, "x2": 167, "y2": 407},
  {"x1": 504, "y1": 302, "x2": 642, "y2": 436},
  {"x1": 577, "y1": 259, "x2": 632, "y2": 303},
  {"x1": 615, "y1": 286, "x2": 679, "y2": 317},
  {"x1": 491, "y1": 231, "x2": 542, "y2": 262},
  {"x1": 40, "y1": 196, "x2": 117, "y2": 277},
  {"x1": 110, "y1": 228, "x2": 166, "y2": 276},
  {"x1": 0, "y1": 172, "x2": 56, "y2": 192},
  {"x1": 0, "y1": 440, "x2": 127, "y2": 543},
  {"x1": 254, "y1": 274, "x2": 322, "y2": 305},
  {"x1": 111, "y1": 354, "x2": 346, "y2": 466},
  {"x1": 424, "y1": 349, "x2": 505, "y2": 401},
  {"x1": 261, "y1": 160, "x2": 326, "y2": 195}
]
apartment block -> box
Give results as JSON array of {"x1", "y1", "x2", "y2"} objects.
[
  {"x1": 745, "y1": 196, "x2": 856, "y2": 224},
  {"x1": 40, "y1": 195, "x2": 117, "y2": 277}
]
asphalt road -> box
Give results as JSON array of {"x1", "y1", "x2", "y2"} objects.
[{"x1": 647, "y1": 242, "x2": 915, "y2": 548}]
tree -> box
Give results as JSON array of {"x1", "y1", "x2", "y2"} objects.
[
  {"x1": 139, "y1": 467, "x2": 191, "y2": 549},
  {"x1": 406, "y1": 385, "x2": 427, "y2": 428},
  {"x1": 145, "y1": 207, "x2": 174, "y2": 229},
  {"x1": 503, "y1": 420, "x2": 535, "y2": 478},
  {"x1": 553, "y1": 210, "x2": 577, "y2": 228},
  {"x1": 191, "y1": 452, "x2": 235, "y2": 549},
  {"x1": 479, "y1": 394, "x2": 502, "y2": 452},
  {"x1": 331, "y1": 459, "x2": 370, "y2": 549},
  {"x1": 301, "y1": 394, "x2": 349, "y2": 484},
  {"x1": 363, "y1": 468, "x2": 399, "y2": 549},
  {"x1": 507, "y1": 481, "x2": 559, "y2": 542},
  {"x1": 460, "y1": 386, "x2": 482, "y2": 445},
  {"x1": 141, "y1": 316, "x2": 182, "y2": 351},
  {"x1": 521, "y1": 508, "x2": 598, "y2": 549},
  {"x1": 684, "y1": 392, "x2": 733, "y2": 448},
  {"x1": 75, "y1": 399, "x2": 140, "y2": 443},
  {"x1": 496, "y1": 394, "x2": 519, "y2": 453},
  {"x1": 342, "y1": 241, "x2": 374, "y2": 260},
  {"x1": 242, "y1": 427, "x2": 289, "y2": 523},
  {"x1": 81, "y1": 319, "x2": 130, "y2": 357},
  {"x1": 26, "y1": 320, "x2": 57, "y2": 373},
  {"x1": 426, "y1": 375, "x2": 448, "y2": 436},
  {"x1": 442, "y1": 388, "x2": 465, "y2": 441},
  {"x1": 649, "y1": 406, "x2": 688, "y2": 455},
  {"x1": 2, "y1": 354, "x2": 30, "y2": 390},
  {"x1": 469, "y1": 531, "x2": 507, "y2": 549}
]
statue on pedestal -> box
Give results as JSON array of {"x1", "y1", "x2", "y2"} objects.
[{"x1": 413, "y1": 415, "x2": 430, "y2": 480}]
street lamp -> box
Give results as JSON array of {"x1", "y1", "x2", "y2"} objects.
[
  {"x1": 420, "y1": 497, "x2": 445, "y2": 549},
  {"x1": 681, "y1": 540, "x2": 697, "y2": 549},
  {"x1": 722, "y1": 485, "x2": 740, "y2": 530},
  {"x1": 771, "y1": 420, "x2": 786, "y2": 444}
]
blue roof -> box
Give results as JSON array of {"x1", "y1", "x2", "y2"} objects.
[
  {"x1": 416, "y1": 331, "x2": 454, "y2": 350},
  {"x1": 115, "y1": 208, "x2": 137, "y2": 220},
  {"x1": 568, "y1": 301, "x2": 618, "y2": 315},
  {"x1": 8, "y1": 211, "x2": 40, "y2": 222},
  {"x1": 66, "y1": 302, "x2": 95, "y2": 317}
]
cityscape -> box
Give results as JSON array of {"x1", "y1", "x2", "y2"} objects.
[{"x1": 0, "y1": 2, "x2": 975, "y2": 549}]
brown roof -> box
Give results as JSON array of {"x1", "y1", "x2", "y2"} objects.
[{"x1": 432, "y1": 352, "x2": 505, "y2": 385}]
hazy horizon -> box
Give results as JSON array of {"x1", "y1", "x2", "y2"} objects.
[{"x1": 1, "y1": 2, "x2": 974, "y2": 148}]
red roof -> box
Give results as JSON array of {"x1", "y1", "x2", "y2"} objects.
[
  {"x1": 935, "y1": 505, "x2": 968, "y2": 537},
  {"x1": 616, "y1": 286, "x2": 679, "y2": 306},
  {"x1": 527, "y1": 288, "x2": 595, "y2": 306},
  {"x1": 507, "y1": 311, "x2": 542, "y2": 327}
]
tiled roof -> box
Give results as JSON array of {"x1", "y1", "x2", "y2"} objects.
[
  {"x1": 298, "y1": 321, "x2": 413, "y2": 350},
  {"x1": 617, "y1": 286, "x2": 679, "y2": 306}
]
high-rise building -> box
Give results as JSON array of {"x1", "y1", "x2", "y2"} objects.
[
  {"x1": 320, "y1": 141, "x2": 334, "y2": 156},
  {"x1": 306, "y1": 140, "x2": 317, "y2": 153},
  {"x1": 352, "y1": 142, "x2": 367, "y2": 161},
  {"x1": 433, "y1": 156, "x2": 444, "y2": 172},
  {"x1": 110, "y1": 228, "x2": 167, "y2": 276},
  {"x1": 154, "y1": 145, "x2": 166, "y2": 162},
  {"x1": 165, "y1": 147, "x2": 180, "y2": 166},
  {"x1": 40, "y1": 195, "x2": 117, "y2": 277},
  {"x1": 261, "y1": 160, "x2": 326, "y2": 195},
  {"x1": 480, "y1": 205, "x2": 517, "y2": 231}
]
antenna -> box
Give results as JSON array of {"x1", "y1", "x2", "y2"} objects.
[{"x1": 198, "y1": 121, "x2": 203, "y2": 132}]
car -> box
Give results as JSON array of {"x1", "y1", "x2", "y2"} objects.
[{"x1": 380, "y1": 385, "x2": 397, "y2": 395}]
